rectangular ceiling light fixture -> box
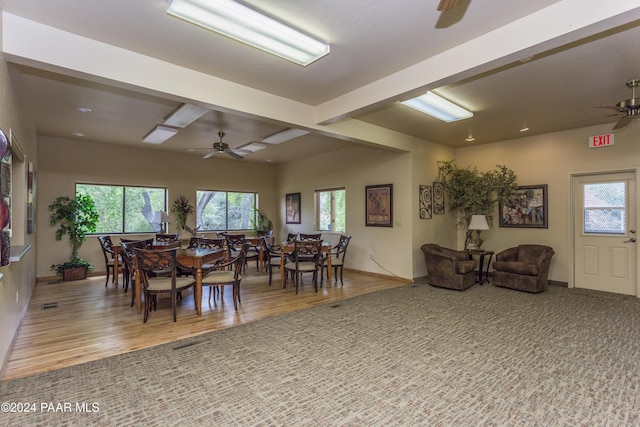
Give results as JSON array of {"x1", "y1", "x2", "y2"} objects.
[
  {"x1": 262, "y1": 128, "x2": 309, "y2": 144},
  {"x1": 163, "y1": 103, "x2": 209, "y2": 128},
  {"x1": 142, "y1": 125, "x2": 178, "y2": 144},
  {"x1": 167, "y1": 0, "x2": 330, "y2": 66},
  {"x1": 401, "y1": 92, "x2": 473, "y2": 122},
  {"x1": 237, "y1": 142, "x2": 267, "y2": 152}
]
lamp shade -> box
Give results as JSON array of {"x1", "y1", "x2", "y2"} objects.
[{"x1": 468, "y1": 215, "x2": 490, "y2": 230}]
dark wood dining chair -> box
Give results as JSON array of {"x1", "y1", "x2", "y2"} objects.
[
  {"x1": 201, "y1": 242, "x2": 248, "y2": 310},
  {"x1": 321, "y1": 234, "x2": 351, "y2": 286},
  {"x1": 133, "y1": 247, "x2": 196, "y2": 323},
  {"x1": 120, "y1": 240, "x2": 149, "y2": 307},
  {"x1": 261, "y1": 236, "x2": 282, "y2": 286},
  {"x1": 284, "y1": 239, "x2": 323, "y2": 294},
  {"x1": 155, "y1": 233, "x2": 179, "y2": 242},
  {"x1": 299, "y1": 233, "x2": 322, "y2": 241},
  {"x1": 98, "y1": 236, "x2": 120, "y2": 287}
]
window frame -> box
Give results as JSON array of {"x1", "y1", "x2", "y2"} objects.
[
  {"x1": 76, "y1": 183, "x2": 168, "y2": 235},
  {"x1": 315, "y1": 187, "x2": 346, "y2": 233},
  {"x1": 195, "y1": 189, "x2": 258, "y2": 232}
]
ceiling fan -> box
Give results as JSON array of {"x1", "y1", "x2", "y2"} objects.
[
  {"x1": 437, "y1": 0, "x2": 466, "y2": 11},
  {"x1": 601, "y1": 79, "x2": 640, "y2": 130},
  {"x1": 201, "y1": 131, "x2": 250, "y2": 160},
  {"x1": 613, "y1": 79, "x2": 640, "y2": 130}
]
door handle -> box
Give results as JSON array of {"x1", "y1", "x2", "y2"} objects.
[{"x1": 624, "y1": 238, "x2": 636, "y2": 243}]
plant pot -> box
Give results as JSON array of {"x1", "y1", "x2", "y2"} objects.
[{"x1": 62, "y1": 267, "x2": 87, "y2": 281}]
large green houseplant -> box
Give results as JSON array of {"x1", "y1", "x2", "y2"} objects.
[
  {"x1": 250, "y1": 207, "x2": 273, "y2": 236},
  {"x1": 170, "y1": 195, "x2": 198, "y2": 236},
  {"x1": 437, "y1": 161, "x2": 518, "y2": 247},
  {"x1": 49, "y1": 193, "x2": 100, "y2": 280}
]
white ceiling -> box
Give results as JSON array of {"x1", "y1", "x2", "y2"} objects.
[{"x1": 3, "y1": 0, "x2": 640, "y2": 163}]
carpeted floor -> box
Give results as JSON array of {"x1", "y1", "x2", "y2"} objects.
[{"x1": 1, "y1": 283, "x2": 639, "y2": 426}]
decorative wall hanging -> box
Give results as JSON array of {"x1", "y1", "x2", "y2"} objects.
[
  {"x1": 0, "y1": 128, "x2": 10, "y2": 266},
  {"x1": 27, "y1": 162, "x2": 35, "y2": 234},
  {"x1": 365, "y1": 184, "x2": 393, "y2": 227},
  {"x1": 499, "y1": 184, "x2": 548, "y2": 228},
  {"x1": 433, "y1": 181, "x2": 444, "y2": 214},
  {"x1": 419, "y1": 185, "x2": 432, "y2": 219},
  {"x1": 285, "y1": 192, "x2": 301, "y2": 224}
]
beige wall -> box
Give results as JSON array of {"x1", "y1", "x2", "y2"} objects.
[
  {"x1": 0, "y1": 14, "x2": 39, "y2": 372},
  {"x1": 36, "y1": 136, "x2": 278, "y2": 278},
  {"x1": 455, "y1": 123, "x2": 640, "y2": 284},
  {"x1": 277, "y1": 145, "x2": 416, "y2": 279}
]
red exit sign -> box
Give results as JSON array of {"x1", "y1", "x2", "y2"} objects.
[{"x1": 589, "y1": 133, "x2": 614, "y2": 148}]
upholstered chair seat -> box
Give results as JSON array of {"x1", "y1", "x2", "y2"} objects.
[
  {"x1": 420, "y1": 243, "x2": 477, "y2": 291},
  {"x1": 492, "y1": 244, "x2": 554, "y2": 293}
]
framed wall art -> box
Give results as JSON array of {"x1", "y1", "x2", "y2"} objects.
[
  {"x1": 499, "y1": 184, "x2": 548, "y2": 228},
  {"x1": 419, "y1": 184, "x2": 432, "y2": 219},
  {"x1": 365, "y1": 184, "x2": 393, "y2": 227},
  {"x1": 433, "y1": 181, "x2": 444, "y2": 214},
  {"x1": 285, "y1": 192, "x2": 301, "y2": 224}
]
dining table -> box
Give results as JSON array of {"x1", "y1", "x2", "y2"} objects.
[
  {"x1": 132, "y1": 247, "x2": 225, "y2": 316},
  {"x1": 280, "y1": 241, "x2": 333, "y2": 288}
]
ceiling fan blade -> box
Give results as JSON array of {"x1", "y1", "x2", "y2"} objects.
[
  {"x1": 437, "y1": 0, "x2": 465, "y2": 11},
  {"x1": 612, "y1": 115, "x2": 632, "y2": 130},
  {"x1": 225, "y1": 150, "x2": 244, "y2": 160},
  {"x1": 202, "y1": 150, "x2": 217, "y2": 159}
]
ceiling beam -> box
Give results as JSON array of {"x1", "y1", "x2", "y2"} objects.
[{"x1": 313, "y1": 0, "x2": 640, "y2": 124}]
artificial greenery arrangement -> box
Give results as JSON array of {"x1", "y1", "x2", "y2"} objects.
[
  {"x1": 437, "y1": 160, "x2": 518, "y2": 245},
  {"x1": 250, "y1": 207, "x2": 273, "y2": 236},
  {"x1": 170, "y1": 195, "x2": 197, "y2": 236},
  {"x1": 49, "y1": 193, "x2": 100, "y2": 276}
]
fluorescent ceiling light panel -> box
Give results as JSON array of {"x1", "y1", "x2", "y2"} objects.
[
  {"x1": 142, "y1": 125, "x2": 178, "y2": 144},
  {"x1": 237, "y1": 142, "x2": 267, "y2": 152},
  {"x1": 163, "y1": 103, "x2": 209, "y2": 128},
  {"x1": 167, "y1": 0, "x2": 329, "y2": 66},
  {"x1": 262, "y1": 128, "x2": 309, "y2": 144},
  {"x1": 402, "y1": 92, "x2": 473, "y2": 122}
]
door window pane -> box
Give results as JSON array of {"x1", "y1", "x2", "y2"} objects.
[{"x1": 583, "y1": 182, "x2": 626, "y2": 234}]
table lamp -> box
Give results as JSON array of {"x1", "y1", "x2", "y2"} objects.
[{"x1": 467, "y1": 215, "x2": 490, "y2": 249}]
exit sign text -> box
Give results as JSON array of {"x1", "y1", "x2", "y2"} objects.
[{"x1": 589, "y1": 133, "x2": 614, "y2": 148}]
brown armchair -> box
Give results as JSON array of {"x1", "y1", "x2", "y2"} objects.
[
  {"x1": 420, "y1": 244, "x2": 477, "y2": 291},
  {"x1": 492, "y1": 244, "x2": 554, "y2": 293}
]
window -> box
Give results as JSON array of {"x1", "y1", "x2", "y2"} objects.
[
  {"x1": 76, "y1": 184, "x2": 167, "y2": 234},
  {"x1": 583, "y1": 181, "x2": 626, "y2": 234},
  {"x1": 315, "y1": 188, "x2": 345, "y2": 232},
  {"x1": 196, "y1": 190, "x2": 257, "y2": 231}
]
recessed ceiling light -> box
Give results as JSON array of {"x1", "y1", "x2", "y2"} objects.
[
  {"x1": 520, "y1": 127, "x2": 530, "y2": 132},
  {"x1": 237, "y1": 142, "x2": 267, "y2": 152},
  {"x1": 167, "y1": 0, "x2": 329, "y2": 66},
  {"x1": 465, "y1": 136, "x2": 475, "y2": 142},
  {"x1": 72, "y1": 132, "x2": 85, "y2": 137},
  {"x1": 142, "y1": 125, "x2": 178, "y2": 144},
  {"x1": 76, "y1": 106, "x2": 92, "y2": 114},
  {"x1": 402, "y1": 92, "x2": 473, "y2": 122}
]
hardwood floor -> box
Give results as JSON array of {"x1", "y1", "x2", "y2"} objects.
[{"x1": 2, "y1": 267, "x2": 410, "y2": 381}]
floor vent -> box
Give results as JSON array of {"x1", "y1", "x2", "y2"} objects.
[
  {"x1": 41, "y1": 302, "x2": 59, "y2": 310},
  {"x1": 47, "y1": 280, "x2": 61, "y2": 285},
  {"x1": 173, "y1": 340, "x2": 206, "y2": 350},
  {"x1": 330, "y1": 304, "x2": 342, "y2": 308}
]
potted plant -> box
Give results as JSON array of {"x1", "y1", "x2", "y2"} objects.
[
  {"x1": 170, "y1": 195, "x2": 198, "y2": 236},
  {"x1": 437, "y1": 161, "x2": 518, "y2": 248},
  {"x1": 49, "y1": 193, "x2": 100, "y2": 281},
  {"x1": 250, "y1": 207, "x2": 273, "y2": 237}
]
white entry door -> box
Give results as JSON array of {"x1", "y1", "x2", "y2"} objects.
[{"x1": 574, "y1": 172, "x2": 637, "y2": 295}]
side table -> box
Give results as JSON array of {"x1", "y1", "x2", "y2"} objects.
[{"x1": 466, "y1": 249, "x2": 494, "y2": 285}]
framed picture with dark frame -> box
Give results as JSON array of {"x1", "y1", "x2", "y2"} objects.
[
  {"x1": 285, "y1": 192, "x2": 301, "y2": 224},
  {"x1": 499, "y1": 184, "x2": 548, "y2": 228},
  {"x1": 365, "y1": 184, "x2": 393, "y2": 227}
]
